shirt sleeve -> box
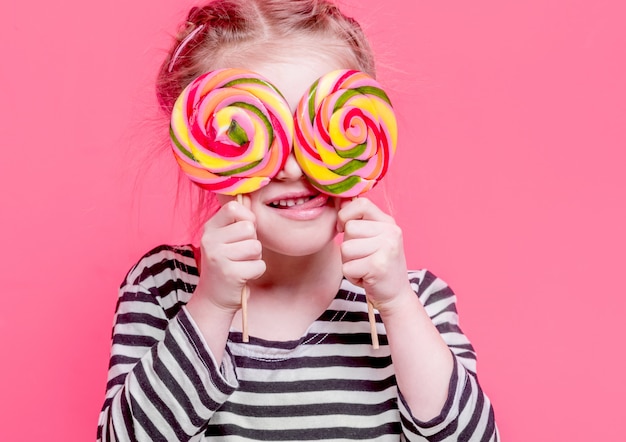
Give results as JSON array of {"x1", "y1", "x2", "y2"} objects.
[
  {"x1": 97, "y1": 247, "x2": 238, "y2": 442},
  {"x1": 398, "y1": 270, "x2": 500, "y2": 441}
]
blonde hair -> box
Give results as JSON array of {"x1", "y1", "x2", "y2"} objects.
[{"x1": 156, "y1": 0, "x2": 375, "y2": 115}]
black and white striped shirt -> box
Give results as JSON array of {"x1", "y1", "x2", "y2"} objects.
[{"x1": 97, "y1": 245, "x2": 498, "y2": 441}]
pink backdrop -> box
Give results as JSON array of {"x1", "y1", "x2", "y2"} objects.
[{"x1": 1, "y1": 0, "x2": 624, "y2": 440}]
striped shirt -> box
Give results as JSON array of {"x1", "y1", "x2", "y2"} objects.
[{"x1": 97, "y1": 245, "x2": 498, "y2": 441}]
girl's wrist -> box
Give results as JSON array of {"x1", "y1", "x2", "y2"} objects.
[
  {"x1": 185, "y1": 287, "x2": 238, "y2": 367},
  {"x1": 375, "y1": 284, "x2": 420, "y2": 321},
  {"x1": 187, "y1": 285, "x2": 240, "y2": 321}
]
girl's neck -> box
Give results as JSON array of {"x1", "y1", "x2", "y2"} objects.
[
  {"x1": 238, "y1": 239, "x2": 344, "y2": 341},
  {"x1": 253, "y1": 238, "x2": 343, "y2": 295}
]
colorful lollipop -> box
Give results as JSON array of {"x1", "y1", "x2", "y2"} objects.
[
  {"x1": 170, "y1": 68, "x2": 294, "y2": 341},
  {"x1": 294, "y1": 69, "x2": 398, "y2": 348},
  {"x1": 294, "y1": 69, "x2": 397, "y2": 199},
  {"x1": 170, "y1": 68, "x2": 294, "y2": 195}
]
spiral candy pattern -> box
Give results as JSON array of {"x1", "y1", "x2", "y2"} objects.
[
  {"x1": 170, "y1": 68, "x2": 294, "y2": 195},
  {"x1": 294, "y1": 69, "x2": 397, "y2": 198}
]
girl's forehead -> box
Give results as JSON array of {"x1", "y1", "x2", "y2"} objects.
[{"x1": 241, "y1": 51, "x2": 353, "y2": 111}]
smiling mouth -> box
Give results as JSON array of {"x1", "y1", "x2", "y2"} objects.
[{"x1": 267, "y1": 196, "x2": 316, "y2": 209}]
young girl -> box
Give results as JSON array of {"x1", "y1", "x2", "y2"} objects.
[{"x1": 98, "y1": 1, "x2": 498, "y2": 440}]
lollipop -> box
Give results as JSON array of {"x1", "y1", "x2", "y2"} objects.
[
  {"x1": 294, "y1": 69, "x2": 398, "y2": 348},
  {"x1": 170, "y1": 68, "x2": 294, "y2": 196},
  {"x1": 170, "y1": 68, "x2": 294, "y2": 341},
  {"x1": 294, "y1": 69, "x2": 397, "y2": 198}
]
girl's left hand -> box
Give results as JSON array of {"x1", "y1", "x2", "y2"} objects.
[{"x1": 337, "y1": 198, "x2": 412, "y2": 311}]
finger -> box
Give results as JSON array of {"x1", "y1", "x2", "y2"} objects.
[
  {"x1": 214, "y1": 259, "x2": 267, "y2": 286},
  {"x1": 233, "y1": 259, "x2": 267, "y2": 282},
  {"x1": 337, "y1": 198, "x2": 394, "y2": 231},
  {"x1": 341, "y1": 256, "x2": 369, "y2": 285},
  {"x1": 342, "y1": 219, "x2": 388, "y2": 240},
  {"x1": 222, "y1": 239, "x2": 263, "y2": 262},
  {"x1": 203, "y1": 241, "x2": 265, "y2": 278},
  {"x1": 340, "y1": 236, "x2": 380, "y2": 262},
  {"x1": 342, "y1": 250, "x2": 391, "y2": 287},
  {"x1": 342, "y1": 224, "x2": 406, "y2": 271},
  {"x1": 208, "y1": 200, "x2": 256, "y2": 229},
  {"x1": 205, "y1": 220, "x2": 257, "y2": 245},
  {"x1": 245, "y1": 259, "x2": 267, "y2": 280}
]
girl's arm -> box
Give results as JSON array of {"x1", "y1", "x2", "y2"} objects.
[
  {"x1": 184, "y1": 198, "x2": 265, "y2": 363},
  {"x1": 97, "y1": 246, "x2": 238, "y2": 442},
  {"x1": 338, "y1": 198, "x2": 498, "y2": 441},
  {"x1": 377, "y1": 277, "x2": 455, "y2": 421},
  {"x1": 384, "y1": 271, "x2": 499, "y2": 441}
]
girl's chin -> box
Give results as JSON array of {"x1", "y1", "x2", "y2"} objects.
[
  {"x1": 258, "y1": 219, "x2": 339, "y2": 257},
  {"x1": 261, "y1": 235, "x2": 338, "y2": 258}
]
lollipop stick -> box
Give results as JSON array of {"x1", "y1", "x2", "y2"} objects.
[
  {"x1": 241, "y1": 285, "x2": 249, "y2": 343},
  {"x1": 352, "y1": 197, "x2": 379, "y2": 349},
  {"x1": 368, "y1": 301, "x2": 379, "y2": 349},
  {"x1": 236, "y1": 194, "x2": 250, "y2": 343}
]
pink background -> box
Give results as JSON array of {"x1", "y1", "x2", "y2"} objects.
[{"x1": 1, "y1": 0, "x2": 624, "y2": 440}]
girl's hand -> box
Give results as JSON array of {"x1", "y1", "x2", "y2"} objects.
[
  {"x1": 337, "y1": 198, "x2": 412, "y2": 313},
  {"x1": 194, "y1": 197, "x2": 266, "y2": 313}
]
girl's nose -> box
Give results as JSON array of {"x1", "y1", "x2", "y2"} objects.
[{"x1": 274, "y1": 151, "x2": 304, "y2": 181}]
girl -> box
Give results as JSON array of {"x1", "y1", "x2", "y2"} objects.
[{"x1": 98, "y1": 1, "x2": 498, "y2": 440}]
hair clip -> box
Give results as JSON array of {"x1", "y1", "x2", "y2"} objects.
[{"x1": 167, "y1": 24, "x2": 206, "y2": 73}]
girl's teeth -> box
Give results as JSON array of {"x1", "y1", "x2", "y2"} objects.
[{"x1": 272, "y1": 197, "x2": 310, "y2": 208}]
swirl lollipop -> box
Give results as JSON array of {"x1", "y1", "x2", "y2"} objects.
[
  {"x1": 294, "y1": 69, "x2": 398, "y2": 348},
  {"x1": 170, "y1": 68, "x2": 294, "y2": 341},
  {"x1": 294, "y1": 69, "x2": 397, "y2": 198},
  {"x1": 170, "y1": 68, "x2": 293, "y2": 195}
]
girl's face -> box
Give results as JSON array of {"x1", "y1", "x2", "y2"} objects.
[{"x1": 216, "y1": 47, "x2": 352, "y2": 258}]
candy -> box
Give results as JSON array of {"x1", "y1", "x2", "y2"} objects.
[
  {"x1": 170, "y1": 68, "x2": 294, "y2": 195},
  {"x1": 294, "y1": 69, "x2": 397, "y2": 198}
]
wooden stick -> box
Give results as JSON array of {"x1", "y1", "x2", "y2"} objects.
[
  {"x1": 236, "y1": 194, "x2": 250, "y2": 343},
  {"x1": 367, "y1": 299, "x2": 379, "y2": 349},
  {"x1": 241, "y1": 285, "x2": 249, "y2": 343}
]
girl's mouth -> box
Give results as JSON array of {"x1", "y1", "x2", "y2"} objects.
[
  {"x1": 266, "y1": 193, "x2": 329, "y2": 210},
  {"x1": 268, "y1": 196, "x2": 315, "y2": 208}
]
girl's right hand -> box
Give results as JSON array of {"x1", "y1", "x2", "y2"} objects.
[{"x1": 194, "y1": 197, "x2": 266, "y2": 313}]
